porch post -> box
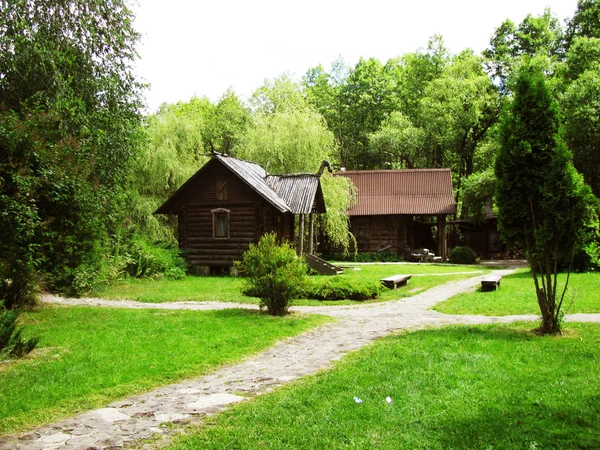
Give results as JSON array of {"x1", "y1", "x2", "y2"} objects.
[
  {"x1": 308, "y1": 213, "x2": 314, "y2": 255},
  {"x1": 437, "y1": 215, "x2": 447, "y2": 260},
  {"x1": 297, "y1": 214, "x2": 305, "y2": 256}
]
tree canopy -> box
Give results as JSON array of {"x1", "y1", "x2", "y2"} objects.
[{"x1": 0, "y1": 0, "x2": 143, "y2": 305}]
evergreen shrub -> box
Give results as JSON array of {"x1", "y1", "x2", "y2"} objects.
[
  {"x1": 449, "y1": 246, "x2": 477, "y2": 264},
  {"x1": 236, "y1": 234, "x2": 307, "y2": 316}
]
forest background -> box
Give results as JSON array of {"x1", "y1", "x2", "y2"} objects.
[{"x1": 1, "y1": 0, "x2": 599, "y2": 307}]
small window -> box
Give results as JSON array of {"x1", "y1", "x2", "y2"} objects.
[
  {"x1": 357, "y1": 218, "x2": 370, "y2": 237},
  {"x1": 216, "y1": 179, "x2": 228, "y2": 200},
  {"x1": 212, "y1": 208, "x2": 230, "y2": 239}
]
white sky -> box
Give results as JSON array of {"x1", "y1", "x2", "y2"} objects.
[{"x1": 133, "y1": 0, "x2": 580, "y2": 113}]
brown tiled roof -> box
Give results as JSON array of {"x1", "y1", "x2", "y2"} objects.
[{"x1": 336, "y1": 169, "x2": 456, "y2": 216}]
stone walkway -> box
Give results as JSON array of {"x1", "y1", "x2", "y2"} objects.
[{"x1": 2, "y1": 269, "x2": 599, "y2": 450}]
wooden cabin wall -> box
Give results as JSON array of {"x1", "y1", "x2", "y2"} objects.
[
  {"x1": 174, "y1": 162, "x2": 293, "y2": 268},
  {"x1": 349, "y1": 215, "x2": 440, "y2": 255},
  {"x1": 350, "y1": 215, "x2": 410, "y2": 254}
]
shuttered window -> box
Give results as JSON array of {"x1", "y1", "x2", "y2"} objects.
[
  {"x1": 216, "y1": 179, "x2": 228, "y2": 200},
  {"x1": 212, "y1": 208, "x2": 230, "y2": 239}
]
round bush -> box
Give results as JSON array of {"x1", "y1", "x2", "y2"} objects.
[{"x1": 449, "y1": 246, "x2": 477, "y2": 264}]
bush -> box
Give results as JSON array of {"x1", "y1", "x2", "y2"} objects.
[
  {"x1": 236, "y1": 234, "x2": 307, "y2": 316},
  {"x1": 449, "y1": 246, "x2": 477, "y2": 264},
  {"x1": 305, "y1": 277, "x2": 380, "y2": 301},
  {"x1": 0, "y1": 303, "x2": 38, "y2": 360},
  {"x1": 322, "y1": 251, "x2": 403, "y2": 263},
  {"x1": 124, "y1": 237, "x2": 187, "y2": 280}
]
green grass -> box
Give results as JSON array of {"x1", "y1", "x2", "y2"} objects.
[
  {"x1": 0, "y1": 305, "x2": 330, "y2": 435},
  {"x1": 435, "y1": 269, "x2": 600, "y2": 315},
  {"x1": 96, "y1": 263, "x2": 486, "y2": 306},
  {"x1": 170, "y1": 322, "x2": 600, "y2": 449}
]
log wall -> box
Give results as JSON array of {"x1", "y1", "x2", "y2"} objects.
[{"x1": 173, "y1": 161, "x2": 293, "y2": 268}]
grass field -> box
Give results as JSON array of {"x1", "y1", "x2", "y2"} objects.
[
  {"x1": 0, "y1": 305, "x2": 329, "y2": 435},
  {"x1": 96, "y1": 263, "x2": 486, "y2": 306},
  {"x1": 435, "y1": 269, "x2": 600, "y2": 315},
  {"x1": 169, "y1": 322, "x2": 600, "y2": 450}
]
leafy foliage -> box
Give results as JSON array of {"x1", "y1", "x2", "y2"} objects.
[
  {"x1": 460, "y1": 168, "x2": 496, "y2": 223},
  {"x1": 236, "y1": 234, "x2": 307, "y2": 316},
  {"x1": 304, "y1": 277, "x2": 380, "y2": 301},
  {"x1": 0, "y1": 303, "x2": 38, "y2": 360},
  {"x1": 0, "y1": 0, "x2": 143, "y2": 305}
]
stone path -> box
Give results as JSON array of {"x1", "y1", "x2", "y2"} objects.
[{"x1": 2, "y1": 269, "x2": 599, "y2": 450}]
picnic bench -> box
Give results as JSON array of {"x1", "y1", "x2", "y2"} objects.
[
  {"x1": 481, "y1": 274, "x2": 503, "y2": 292},
  {"x1": 381, "y1": 274, "x2": 412, "y2": 289}
]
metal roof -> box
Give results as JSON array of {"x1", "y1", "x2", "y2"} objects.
[
  {"x1": 216, "y1": 155, "x2": 290, "y2": 213},
  {"x1": 155, "y1": 155, "x2": 326, "y2": 215},
  {"x1": 266, "y1": 175, "x2": 325, "y2": 214},
  {"x1": 336, "y1": 169, "x2": 456, "y2": 216}
]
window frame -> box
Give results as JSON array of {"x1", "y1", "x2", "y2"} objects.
[{"x1": 212, "y1": 208, "x2": 231, "y2": 240}]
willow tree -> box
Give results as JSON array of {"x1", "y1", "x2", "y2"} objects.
[
  {"x1": 495, "y1": 63, "x2": 595, "y2": 335},
  {"x1": 241, "y1": 76, "x2": 355, "y2": 252}
]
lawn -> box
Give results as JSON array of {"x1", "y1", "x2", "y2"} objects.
[
  {"x1": 96, "y1": 263, "x2": 486, "y2": 306},
  {"x1": 435, "y1": 269, "x2": 600, "y2": 315},
  {"x1": 169, "y1": 322, "x2": 600, "y2": 450},
  {"x1": 0, "y1": 305, "x2": 330, "y2": 435}
]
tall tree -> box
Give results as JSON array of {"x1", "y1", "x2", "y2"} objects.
[
  {"x1": 559, "y1": 37, "x2": 600, "y2": 198},
  {"x1": 0, "y1": 0, "x2": 143, "y2": 304},
  {"x1": 484, "y1": 10, "x2": 565, "y2": 92},
  {"x1": 242, "y1": 76, "x2": 355, "y2": 251},
  {"x1": 565, "y1": 0, "x2": 600, "y2": 49},
  {"x1": 495, "y1": 63, "x2": 594, "y2": 335}
]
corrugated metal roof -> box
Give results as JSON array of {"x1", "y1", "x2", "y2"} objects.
[
  {"x1": 266, "y1": 175, "x2": 324, "y2": 214},
  {"x1": 155, "y1": 155, "x2": 327, "y2": 215},
  {"x1": 336, "y1": 169, "x2": 456, "y2": 216},
  {"x1": 216, "y1": 155, "x2": 290, "y2": 213}
]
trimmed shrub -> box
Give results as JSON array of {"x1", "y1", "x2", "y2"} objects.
[
  {"x1": 449, "y1": 246, "x2": 477, "y2": 264},
  {"x1": 0, "y1": 303, "x2": 38, "y2": 360},
  {"x1": 305, "y1": 277, "x2": 380, "y2": 301},
  {"x1": 236, "y1": 234, "x2": 307, "y2": 316}
]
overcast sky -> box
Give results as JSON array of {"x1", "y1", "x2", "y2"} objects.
[{"x1": 132, "y1": 0, "x2": 580, "y2": 113}]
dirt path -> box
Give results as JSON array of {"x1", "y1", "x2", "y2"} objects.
[{"x1": 2, "y1": 269, "x2": 599, "y2": 449}]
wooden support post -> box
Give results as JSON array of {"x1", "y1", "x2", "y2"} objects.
[
  {"x1": 308, "y1": 213, "x2": 314, "y2": 255},
  {"x1": 437, "y1": 215, "x2": 447, "y2": 260},
  {"x1": 297, "y1": 214, "x2": 305, "y2": 256}
]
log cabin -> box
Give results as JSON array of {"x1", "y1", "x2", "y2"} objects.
[
  {"x1": 335, "y1": 169, "x2": 456, "y2": 260},
  {"x1": 155, "y1": 154, "x2": 327, "y2": 273}
]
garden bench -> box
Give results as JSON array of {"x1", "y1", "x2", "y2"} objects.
[
  {"x1": 481, "y1": 274, "x2": 503, "y2": 292},
  {"x1": 381, "y1": 274, "x2": 412, "y2": 289}
]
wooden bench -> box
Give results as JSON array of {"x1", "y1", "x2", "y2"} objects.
[
  {"x1": 481, "y1": 275, "x2": 503, "y2": 292},
  {"x1": 381, "y1": 274, "x2": 412, "y2": 289}
]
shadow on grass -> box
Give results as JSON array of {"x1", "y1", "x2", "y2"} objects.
[{"x1": 434, "y1": 398, "x2": 600, "y2": 449}]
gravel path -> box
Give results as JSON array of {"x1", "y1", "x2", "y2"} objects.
[{"x1": 2, "y1": 269, "x2": 599, "y2": 450}]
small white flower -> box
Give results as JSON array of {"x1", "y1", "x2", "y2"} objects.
[
  {"x1": 353, "y1": 396, "x2": 363, "y2": 404},
  {"x1": 386, "y1": 396, "x2": 392, "y2": 404}
]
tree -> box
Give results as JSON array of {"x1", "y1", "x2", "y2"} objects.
[
  {"x1": 565, "y1": 0, "x2": 600, "y2": 49},
  {"x1": 242, "y1": 76, "x2": 356, "y2": 252},
  {"x1": 0, "y1": 0, "x2": 143, "y2": 304},
  {"x1": 558, "y1": 37, "x2": 600, "y2": 198},
  {"x1": 484, "y1": 10, "x2": 565, "y2": 92},
  {"x1": 495, "y1": 63, "x2": 595, "y2": 335}
]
